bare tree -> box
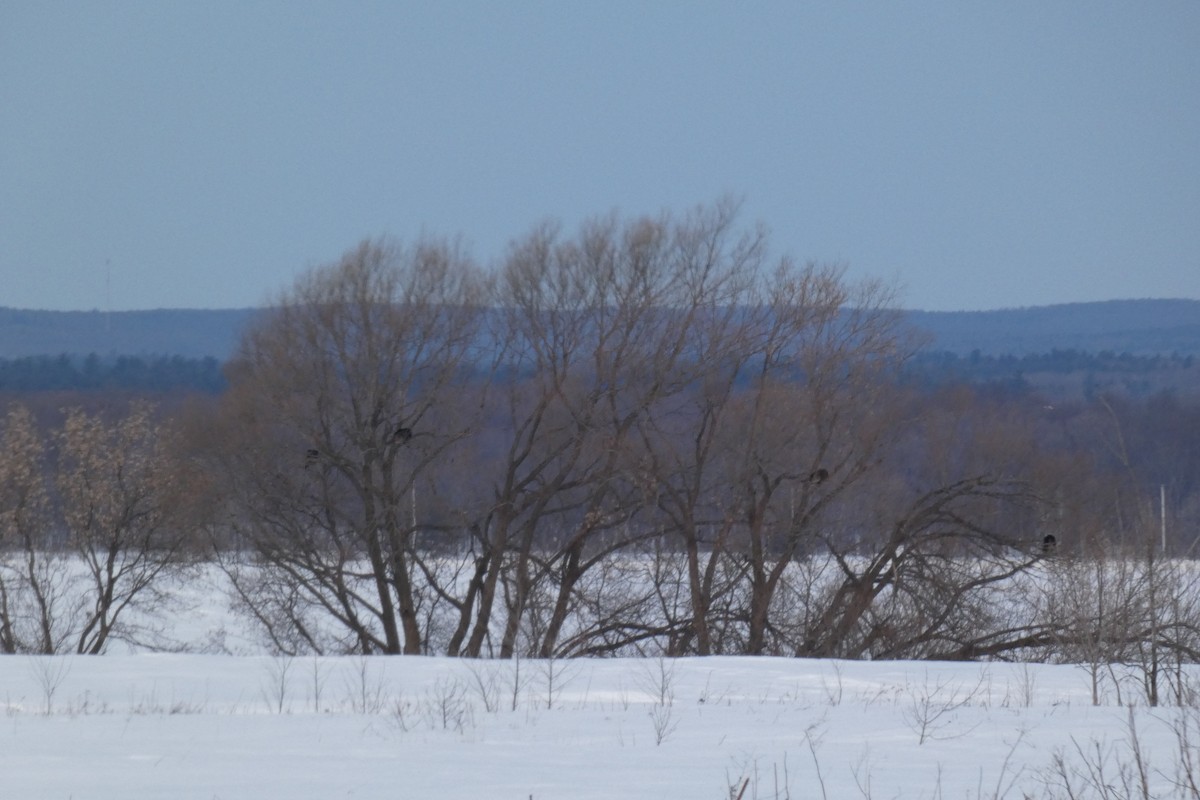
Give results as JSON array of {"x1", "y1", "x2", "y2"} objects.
[
  {"x1": 453, "y1": 202, "x2": 762, "y2": 658},
  {"x1": 703, "y1": 263, "x2": 916, "y2": 655},
  {"x1": 56, "y1": 402, "x2": 193, "y2": 654},
  {"x1": 784, "y1": 383, "x2": 1056, "y2": 661},
  {"x1": 0, "y1": 404, "x2": 64, "y2": 653},
  {"x1": 629, "y1": 252, "x2": 765, "y2": 655},
  {"x1": 206, "y1": 237, "x2": 487, "y2": 654}
]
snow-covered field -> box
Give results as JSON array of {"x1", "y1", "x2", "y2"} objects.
[
  {"x1": 3, "y1": 567, "x2": 1199, "y2": 798},
  {"x1": 5, "y1": 650, "x2": 1200, "y2": 799}
]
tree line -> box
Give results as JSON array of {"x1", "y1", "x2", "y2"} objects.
[
  {"x1": 2, "y1": 202, "x2": 1198, "y2": 678},
  {"x1": 905, "y1": 349, "x2": 1198, "y2": 399},
  {"x1": 0, "y1": 353, "x2": 226, "y2": 393},
  {"x1": 3, "y1": 343, "x2": 1191, "y2": 402}
]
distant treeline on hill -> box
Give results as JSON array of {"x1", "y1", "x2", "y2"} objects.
[
  {"x1": 1, "y1": 348, "x2": 1195, "y2": 398},
  {"x1": 904, "y1": 348, "x2": 1198, "y2": 398},
  {"x1": 0, "y1": 354, "x2": 226, "y2": 393},
  {"x1": 908, "y1": 348, "x2": 1196, "y2": 379}
]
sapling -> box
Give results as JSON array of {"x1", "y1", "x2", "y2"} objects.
[
  {"x1": 260, "y1": 653, "x2": 294, "y2": 714},
  {"x1": 29, "y1": 655, "x2": 71, "y2": 716}
]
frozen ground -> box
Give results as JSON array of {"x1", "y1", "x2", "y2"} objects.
[{"x1": 4, "y1": 651, "x2": 1199, "y2": 799}]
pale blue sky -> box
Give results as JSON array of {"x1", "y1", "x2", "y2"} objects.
[{"x1": 2, "y1": 2, "x2": 1198, "y2": 311}]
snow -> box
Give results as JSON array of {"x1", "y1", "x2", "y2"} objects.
[
  {"x1": 3, "y1": 651, "x2": 1197, "y2": 799},
  {"x1": 2, "y1": 569, "x2": 1196, "y2": 798}
]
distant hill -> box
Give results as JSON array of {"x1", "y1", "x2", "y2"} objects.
[
  {"x1": 905, "y1": 299, "x2": 1200, "y2": 356},
  {"x1": 0, "y1": 307, "x2": 258, "y2": 359},
  {"x1": 1, "y1": 299, "x2": 1197, "y2": 360}
]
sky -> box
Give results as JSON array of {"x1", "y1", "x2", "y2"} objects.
[{"x1": 2, "y1": 2, "x2": 1198, "y2": 313}]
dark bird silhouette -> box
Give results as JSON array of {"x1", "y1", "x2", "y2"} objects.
[
  {"x1": 807, "y1": 468, "x2": 829, "y2": 485},
  {"x1": 392, "y1": 425, "x2": 413, "y2": 444},
  {"x1": 1042, "y1": 534, "x2": 1057, "y2": 554}
]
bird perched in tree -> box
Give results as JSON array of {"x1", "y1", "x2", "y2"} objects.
[
  {"x1": 807, "y1": 468, "x2": 829, "y2": 485},
  {"x1": 392, "y1": 425, "x2": 413, "y2": 444}
]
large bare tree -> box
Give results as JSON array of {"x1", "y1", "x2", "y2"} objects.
[
  {"x1": 445, "y1": 203, "x2": 765, "y2": 657},
  {"x1": 206, "y1": 237, "x2": 487, "y2": 654}
]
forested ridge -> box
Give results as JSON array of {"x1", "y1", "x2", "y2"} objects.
[
  {"x1": 0, "y1": 353, "x2": 226, "y2": 393},
  {"x1": 905, "y1": 349, "x2": 1200, "y2": 400},
  {"x1": 2, "y1": 347, "x2": 1194, "y2": 402}
]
